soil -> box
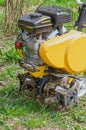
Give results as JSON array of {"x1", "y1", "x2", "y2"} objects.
[{"x1": 14, "y1": 126, "x2": 62, "y2": 130}]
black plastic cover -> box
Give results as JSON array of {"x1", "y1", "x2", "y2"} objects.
[
  {"x1": 18, "y1": 13, "x2": 52, "y2": 34},
  {"x1": 37, "y1": 6, "x2": 72, "y2": 27}
]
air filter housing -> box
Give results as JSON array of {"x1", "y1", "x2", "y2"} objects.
[{"x1": 37, "y1": 6, "x2": 72, "y2": 27}]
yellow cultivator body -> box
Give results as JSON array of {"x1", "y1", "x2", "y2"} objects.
[{"x1": 40, "y1": 30, "x2": 86, "y2": 74}]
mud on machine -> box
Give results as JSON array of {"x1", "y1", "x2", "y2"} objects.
[{"x1": 15, "y1": 0, "x2": 86, "y2": 110}]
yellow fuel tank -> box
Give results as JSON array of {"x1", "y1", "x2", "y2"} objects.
[{"x1": 39, "y1": 30, "x2": 86, "y2": 74}]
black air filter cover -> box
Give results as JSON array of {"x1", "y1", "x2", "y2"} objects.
[{"x1": 37, "y1": 6, "x2": 72, "y2": 27}]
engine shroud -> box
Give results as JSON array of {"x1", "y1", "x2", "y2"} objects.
[
  {"x1": 18, "y1": 13, "x2": 52, "y2": 34},
  {"x1": 37, "y1": 6, "x2": 72, "y2": 27}
]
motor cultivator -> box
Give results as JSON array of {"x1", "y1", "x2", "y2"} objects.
[{"x1": 15, "y1": 3, "x2": 86, "y2": 110}]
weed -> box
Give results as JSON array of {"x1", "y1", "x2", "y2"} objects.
[{"x1": 1, "y1": 47, "x2": 20, "y2": 63}]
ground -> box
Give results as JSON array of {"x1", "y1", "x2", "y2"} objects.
[{"x1": 0, "y1": 33, "x2": 86, "y2": 130}]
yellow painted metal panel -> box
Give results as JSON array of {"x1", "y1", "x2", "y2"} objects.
[
  {"x1": 28, "y1": 65, "x2": 48, "y2": 78},
  {"x1": 17, "y1": 48, "x2": 24, "y2": 58},
  {"x1": 39, "y1": 30, "x2": 86, "y2": 74},
  {"x1": 65, "y1": 35, "x2": 86, "y2": 72}
]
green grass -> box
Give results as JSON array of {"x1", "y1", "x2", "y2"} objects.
[
  {"x1": 0, "y1": 81, "x2": 86, "y2": 130},
  {"x1": 0, "y1": 0, "x2": 86, "y2": 130},
  {"x1": 0, "y1": 0, "x2": 5, "y2": 6}
]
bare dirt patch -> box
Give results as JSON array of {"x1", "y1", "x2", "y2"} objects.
[
  {"x1": 0, "y1": 85, "x2": 3, "y2": 90},
  {"x1": 32, "y1": 127, "x2": 62, "y2": 130},
  {"x1": 14, "y1": 125, "x2": 28, "y2": 130}
]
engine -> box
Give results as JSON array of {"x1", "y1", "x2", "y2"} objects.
[{"x1": 15, "y1": 6, "x2": 72, "y2": 68}]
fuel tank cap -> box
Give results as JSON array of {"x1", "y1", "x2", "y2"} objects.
[{"x1": 30, "y1": 13, "x2": 42, "y2": 18}]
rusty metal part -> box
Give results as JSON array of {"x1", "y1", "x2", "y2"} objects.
[
  {"x1": 17, "y1": 73, "x2": 37, "y2": 94},
  {"x1": 49, "y1": 72, "x2": 82, "y2": 81},
  {"x1": 55, "y1": 79, "x2": 79, "y2": 111},
  {"x1": 17, "y1": 71, "x2": 79, "y2": 111},
  {"x1": 45, "y1": 97, "x2": 56, "y2": 105},
  {"x1": 19, "y1": 60, "x2": 39, "y2": 72}
]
